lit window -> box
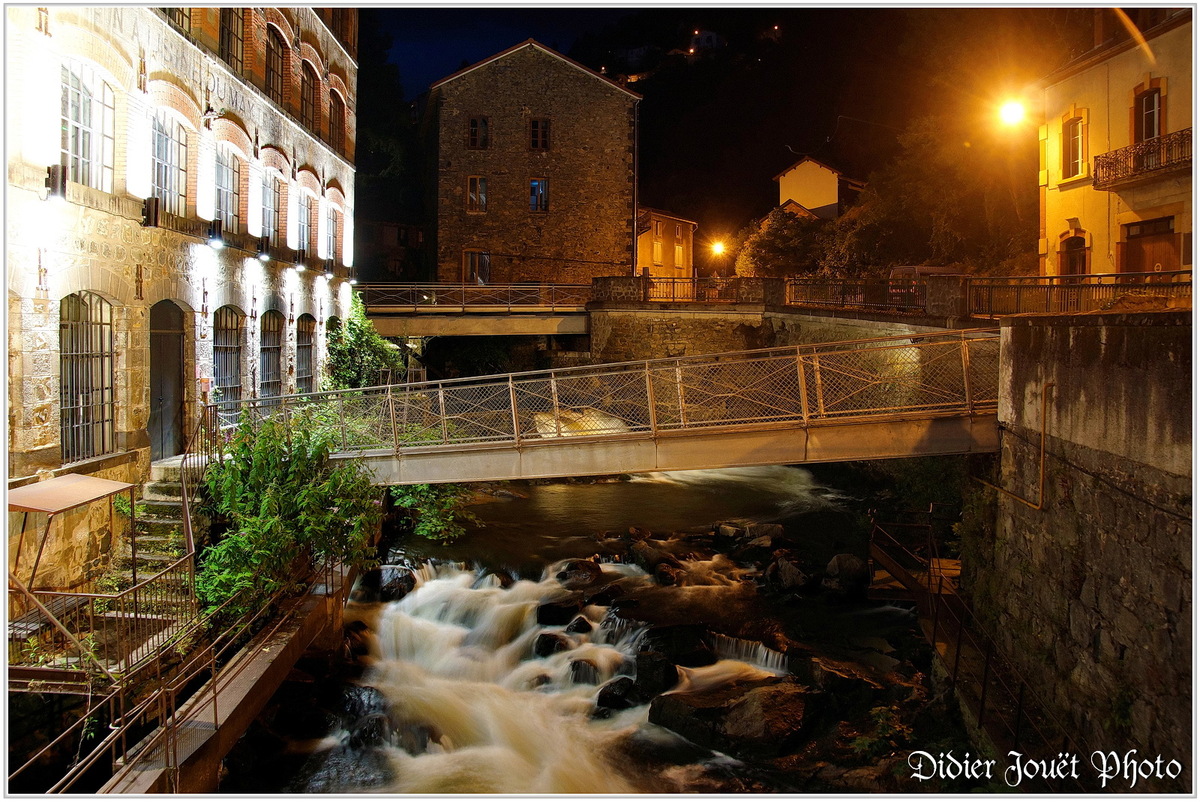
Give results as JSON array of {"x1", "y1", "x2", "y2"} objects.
[
  {"x1": 467, "y1": 176, "x2": 487, "y2": 212},
  {"x1": 652, "y1": 240, "x2": 663, "y2": 265},
  {"x1": 297, "y1": 193, "x2": 312, "y2": 253},
  {"x1": 215, "y1": 145, "x2": 241, "y2": 233},
  {"x1": 59, "y1": 291, "x2": 115, "y2": 463},
  {"x1": 296, "y1": 315, "x2": 316, "y2": 393},
  {"x1": 213, "y1": 306, "x2": 243, "y2": 412},
  {"x1": 262, "y1": 172, "x2": 282, "y2": 247},
  {"x1": 464, "y1": 250, "x2": 490, "y2": 283},
  {"x1": 301, "y1": 62, "x2": 318, "y2": 131},
  {"x1": 674, "y1": 243, "x2": 684, "y2": 265},
  {"x1": 326, "y1": 205, "x2": 339, "y2": 260},
  {"x1": 61, "y1": 63, "x2": 115, "y2": 192},
  {"x1": 468, "y1": 116, "x2": 490, "y2": 149},
  {"x1": 151, "y1": 112, "x2": 187, "y2": 216},
  {"x1": 259, "y1": 310, "x2": 284, "y2": 399},
  {"x1": 530, "y1": 118, "x2": 550, "y2": 150},
  {"x1": 1063, "y1": 117, "x2": 1084, "y2": 178},
  {"x1": 653, "y1": 221, "x2": 662, "y2": 238},
  {"x1": 265, "y1": 27, "x2": 286, "y2": 104},
  {"x1": 529, "y1": 178, "x2": 549, "y2": 212},
  {"x1": 219, "y1": 9, "x2": 244, "y2": 73}
]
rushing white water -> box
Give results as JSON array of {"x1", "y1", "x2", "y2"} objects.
[
  {"x1": 355, "y1": 560, "x2": 787, "y2": 794},
  {"x1": 632, "y1": 465, "x2": 848, "y2": 520}
]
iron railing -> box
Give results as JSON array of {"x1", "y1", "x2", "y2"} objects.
[
  {"x1": 358, "y1": 283, "x2": 592, "y2": 310},
  {"x1": 1093, "y1": 128, "x2": 1192, "y2": 189},
  {"x1": 644, "y1": 276, "x2": 739, "y2": 303},
  {"x1": 209, "y1": 329, "x2": 1001, "y2": 456},
  {"x1": 787, "y1": 278, "x2": 927, "y2": 311},
  {"x1": 967, "y1": 270, "x2": 1191, "y2": 317}
]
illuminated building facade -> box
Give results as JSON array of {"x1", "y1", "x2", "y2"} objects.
[
  {"x1": 7, "y1": 7, "x2": 358, "y2": 486},
  {"x1": 1039, "y1": 8, "x2": 1191, "y2": 275},
  {"x1": 636, "y1": 208, "x2": 697, "y2": 279}
]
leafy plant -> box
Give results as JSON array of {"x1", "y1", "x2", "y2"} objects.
[
  {"x1": 851, "y1": 704, "x2": 913, "y2": 757},
  {"x1": 197, "y1": 415, "x2": 382, "y2": 616},
  {"x1": 389, "y1": 483, "x2": 480, "y2": 544},
  {"x1": 323, "y1": 293, "x2": 406, "y2": 390}
]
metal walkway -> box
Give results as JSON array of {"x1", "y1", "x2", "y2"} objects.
[{"x1": 207, "y1": 329, "x2": 1002, "y2": 484}]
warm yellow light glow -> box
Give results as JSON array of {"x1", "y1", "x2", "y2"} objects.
[
  {"x1": 999, "y1": 100, "x2": 1026, "y2": 126},
  {"x1": 711, "y1": 241, "x2": 726, "y2": 256}
]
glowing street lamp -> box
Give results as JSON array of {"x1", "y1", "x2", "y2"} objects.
[
  {"x1": 711, "y1": 241, "x2": 726, "y2": 256},
  {"x1": 999, "y1": 100, "x2": 1026, "y2": 126}
]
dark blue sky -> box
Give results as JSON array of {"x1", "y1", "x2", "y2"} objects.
[{"x1": 378, "y1": 8, "x2": 636, "y2": 96}]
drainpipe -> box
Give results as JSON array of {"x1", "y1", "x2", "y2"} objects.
[{"x1": 631, "y1": 100, "x2": 639, "y2": 277}]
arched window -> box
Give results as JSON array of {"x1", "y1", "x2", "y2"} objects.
[
  {"x1": 61, "y1": 62, "x2": 115, "y2": 192},
  {"x1": 329, "y1": 91, "x2": 346, "y2": 153},
  {"x1": 265, "y1": 27, "x2": 286, "y2": 105},
  {"x1": 259, "y1": 310, "x2": 284, "y2": 399},
  {"x1": 1059, "y1": 235, "x2": 1088, "y2": 275},
  {"x1": 215, "y1": 144, "x2": 241, "y2": 233},
  {"x1": 213, "y1": 306, "x2": 243, "y2": 407},
  {"x1": 152, "y1": 112, "x2": 187, "y2": 216},
  {"x1": 219, "y1": 9, "x2": 244, "y2": 73},
  {"x1": 60, "y1": 292, "x2": 115, "y2": 463},
  {"x1": 300, "y1": 62, "x2": 318, "y2": 131},
  {"x1": 295, "y1": 314, "x2": 316, "y2": 393}
]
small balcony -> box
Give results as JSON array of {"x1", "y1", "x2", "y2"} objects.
[{"x1": 1093, "y1": 128, "x2": 1192, "y2": 190}]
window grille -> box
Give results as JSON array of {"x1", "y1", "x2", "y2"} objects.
[
  {"x1": 152, "y1": 113, "x2": 187, "y2": 216},
  {"x1": 215, "y1": 145, "x2": 241, "y2": 233},
  {"x1": 266, "y1": 27, "x2": 285, "y2": 104},
  {"x1": 59, "y1": 292, "x2": 115, "y2": 463},
  {"x1": 296, "y1": 315, "x2": 316, "y2": 393},
  {"x1": 259, "y1": 310, "x2": 284, "y2": 399},
  {"x1": 213, "y1": 306, "x2": 243, "y2": 407},
  {"x1": 61, "y1": 63, "x2": 115, "y2": 192},
  {"x1": 464, "y1": 250, "x2": 491, "y2": 283},
  {"x1": 219, "y1": 9, "x2": 244, "y2": 72}
]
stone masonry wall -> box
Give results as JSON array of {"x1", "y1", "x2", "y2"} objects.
[{"x1": 966, "y1": 312, "x2": 1191, "y2": 791}]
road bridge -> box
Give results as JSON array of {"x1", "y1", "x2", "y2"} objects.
[{"x1": 206, "y1": 329, "x2": 1001, "y2": 484}]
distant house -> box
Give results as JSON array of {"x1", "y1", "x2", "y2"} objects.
[
  {"x1": 426, "y1": 40, "x2": 641, "y2": 285},
  {"x1": 772, "y1": 156, "x2": 865, "y2": 220},
  {"x1": 636, "y1": 208, "x2": 697, "y2": 278},
  {"x1": 1039, "y1": 8, "x2": 1191, "y2": 275}
]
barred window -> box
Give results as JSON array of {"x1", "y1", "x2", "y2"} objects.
[
  {"x1": 215, "y1": 145, "x2": 241, "y2": 233},
  {"x1": 259, "y1": 310, "x2": 284, "y2": 399},
  {"x1": 265, "y1": 27, "x2": 286, "y2": 105},
  {"x1": 329, "y1": 91, "x2": 346, "y2": 153},
  {"x1": 297, "y1": 192, "x2": 312, "y2": 253},
  {"x1": 213, "y1": 305, "x2": 243, "y2": 407},
  {"x1": 219, "y1": 9, "x2": 244, "y2": 72},
  {"x1": 61, "y1": 63, "x2": 115, "y2": 192},
  {"x1": 295, "y1": 314, "x2": 316, "y2": 393},
  {"x1": 300, "y1": 62, "x2": 318, "y2": 131},
  {"x1": 262, "y1": 172, "x2": 282, "y2": 247},
  {"x1": 59, "y1": 291, "x2": 115, "y2": 463},
  {"x1": 152, "y1": 112, "x2": 187, "y2": 216}
]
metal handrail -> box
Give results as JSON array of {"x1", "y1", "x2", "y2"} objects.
[
  {"x1": 1093, "y1": 127, "x2": 1192, "y2": 189},
  {"x1": 358, "y1": 282, "x2": 592, "y2": 309},
  {"x1": 786, "y1": 278, "x2": 928, "y2": 311},
  {"x1": 967, "y1": 271, "x2": 1191, "y2": 317}
]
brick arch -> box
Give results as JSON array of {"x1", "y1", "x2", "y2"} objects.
[
  {"x1": 53, "y1": 21, "x2": 135, "y2": 90},
  {"x1": 260, "y1": 145, "x2": 291, "y2": 175},
  {"x1": 297, "y1": 42, "x2": 327, "y2": 78},
  {"x1": 295, "y1": 167, "x2": 321, "y2": 196},
  {"x1": 147, "y1": 79, "x2": 202, "y2": 130},
  {"x1": 262, "y1": 9, "x2": 296, "y2": 44},
  {"x1": 211, "y1": 118, "x2": 253, "y2": 161},
  {"x1": 324, "y1": 182, "x2": 346, "y2": 208},
  {"x1": 328, "y1": 70, "x2": 350, "y2": 101}
]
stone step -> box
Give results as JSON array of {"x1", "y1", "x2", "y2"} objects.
[
  {"x1": 142, "y1": 481, "x2": 183, "y2": 503},
  {"x1": 148, "y1": 457, "x2": 185, "y2": 483},
  {"x1": 139, "y1": 499, "x2": 184, "y2": 519},
  {"x1": 136, "y1": 519, "x2": 185, "y2": 539}
]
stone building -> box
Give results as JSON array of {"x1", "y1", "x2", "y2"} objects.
[
  {"x1": 1039, "y1": 8, "x2": 1191, "y2": 275},
  {"x1": 636, "y1": 207, "x2": 697, "y2": 280},
  {"x1": 7, "y1": 8, "x2": 357, "y2": 585},
  {"x1": 426, "y1": 40, "x2": 640, "y2": 285}
]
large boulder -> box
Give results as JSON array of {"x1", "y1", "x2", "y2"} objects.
[
  {"x1": 534, "y1": 632, "x2": 571, "y2": 657},
  {"x1": 536, "y1": 598, "x2": 582, "y2": 625},
  {"x1": 638, "y1": 624, "x2": 717, "y2": 668},
  {"x1": 596, "y1": 676, "x2": 639, "y2": 710},
  {"x1": 648, "y1": 677, "x2": 820, "y2": 760},
  {"x1": 634, "y1": 650, "x2": 679, "y2": 699},
  {"x1": 823, "y1": 553, "x2": 870, "y2": 598},
  {"x1": 555, "y1": 559, "x2": 603, "y2": 590},
  {"x1": 630, "y1": 540, "x2": 684, "y2": 574}
]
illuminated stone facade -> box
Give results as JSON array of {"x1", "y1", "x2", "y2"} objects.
[
  {"x1": 6, "y1": 7, "x2": 358, "y2": 582},
  {"x1": 428, "y1": 40, "x2": 640, "y2": 285}
]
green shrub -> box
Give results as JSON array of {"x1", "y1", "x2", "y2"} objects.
[
  {"x1": 324, "y1": 293, "x2": 406, "y2": 390},
  {"x1": 389, "y1": 483, "x2": 480, "y2": 544}
]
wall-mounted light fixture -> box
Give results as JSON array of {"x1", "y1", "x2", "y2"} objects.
[
  {"x1": 45, "y1": 164, "x2": 67, "y2": 202},
  {"x1": 142, "y1": 196, "x2": 160, "y2": 227},
  {"x1": 207, "y1": 219, "x2": 224, "y2": 249},
  {"x1": 257, "y1": 235, "x2": 271, "y2": 262}
]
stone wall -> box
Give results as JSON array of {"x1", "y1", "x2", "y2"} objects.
[
  {"x1": 432, "y1": 43, "x2": 637, "y2": 283},
  {"x1": 966, "y1": 312, "x2": 1191, "y2": 791}
]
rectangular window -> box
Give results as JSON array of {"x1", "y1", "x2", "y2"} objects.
[
  {"x1": 654, "y1": 220, "x2": 663, "y2": 238},
  {"x1": 219, "y1": 9, "x2": 244, "y2": 73},
  {"x1": 329, "y1": 92, "x2": 346, "y2": 152},
  {"x1": 215, "y1": 146, "x2": 241, "y2": 233},
  {"x1": 1064, "y1": 118, "x2": 1084, "y2": 178},
  {"x1": 162, "y1": 7, "x2": 189, "y2": 31},
  {"x1": 675, "y1": 224, "x2": 682, "y2": 238},
  {"x1": 327, "y1": 206, "x2": 339, "y2": 261},
  {"x1": 265, "y1": 28, "x2": 285, "y2": 104},
  {"x1": 530, "y1": 118, "x2": 550, "y2": 150},
  {"x1": 652, "y1": 240, "x2": 663, "y2": 265},
  {"x1": 297, "y1": 193, "x2": 312, "y2": 253},
  {"x1": 529, "y1": 178, "x2": 549, "y2": 212},
  {"x1": 61, "y1": 63, "x2": 115, "y2": 193},
  {"x1": 259, "y1": 311, "x2": 283, "y2": 400},
  {"x1": 467, "y1": 176, "x2": 487, "y2": 212},
  {"x1": 295, "y1": 316, "x2": 316, "y2": 394},
  {"x1": 59, "y1": 292, "x2": 115, "y2": 462},
  {"x1": 464, "y1": 250, "x2": 491, "y2": 283},
  {"x1": 262, "y1": 172, "x2": 281, "y2": 247},
  {"x1": 468, "y1": 116, "x2": 490, "y2": 149},
  {"x1": 151, "y1": 113, "x2": 187, "y2": 217},
  {"x1": 674, "y1": 243, "x2": 684, "y2": 265},
  {"x1": 1137, "y1": 90, "x2": 1161, "y2": 142},
  {"x1": 213, "y1": 306, "x2": 243, "y2": 408}
]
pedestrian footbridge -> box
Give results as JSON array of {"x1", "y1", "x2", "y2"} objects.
[{"x1": 206, "y1": 329, "x2": 1001, "y2": 485}]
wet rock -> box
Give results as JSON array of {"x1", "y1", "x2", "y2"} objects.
[
  {"x1": 324, "y1": 684, "x2": 388, "y2": 722},
  {"x1": 584, "y1": 585, "x2": 623, "y2": 607},
  {"x1": 634, "y1": 651, "x2": 679, "y2": 699},
  {"x1": 630, "y1": 540, "x2": 684, "y2": 574},
  {"x1": 534, "y1": 632, "x2": 571, "y2": 657},
  {"x1": 744, "y1": 522, "x2": 784, "y2": 541},
  {"x1": 654, "y1": 563, "x2": 684, "y2": 586},
  {"x1": 571, "y1": 659, "x2": 600, "y2": 685},
  {"x1": 823, "y1": 554, "x2": 869, "y2": 598},
  {"x1": 639, "y1": 625, "x2": 717, "y2": 668},
  {"x1": 343, "y1": 621, "x2": 373, "y2": 659},
  {"x1": 527, "y1": 673, "x2": 552, "y2": 689},
  {"x1": 596, "y1": 676, "x2": 638, "y2": 709},
  {"x1": 348, "y1": 712, "x2": 392, "y2": 749},
  {"x1": 627, "y1": 526, "x2": 653, "y2": 541},
  {"x1": 716, "y1": 523, "x2": 743, "y2": 539},
  {"x1": 648, "y1": 677, "x2": 820, "y2": 760},
  {"x1": 378, "y1": 570, "x2": 417, "y2": 603},
  {"x1": 288, "y1": 746, "x2": 393, "y2": 793},
  {"x1": 565, "y1": 616, "x2": 593, "y2": 634},
  {"x1": 765, "y1": 556, "x2": 814, "y2": 592},
  {"x1": 555, "y1": 559, "x2": 603, "y2": 589},
  {"x1": 536, "y1": 599, "x2": 581, "y2": 625}
]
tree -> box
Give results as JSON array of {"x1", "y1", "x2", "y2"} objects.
[
  {"x1": 324, "y1": 293, "x2": 406, "y2": 389},
  {"x1": 733, "y1": 208, "x2": 830, "y2": 278}
]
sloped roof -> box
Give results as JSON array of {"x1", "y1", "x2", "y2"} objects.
[
  {"x1": 638, "y1": 206, "x2": 698, "y2": 227},
  {"x1": 772, "y1": 155, "x2": 861, "y2": 184},
  {"x1": 430, "y1": 39, "x2": 642, "y2": 100}
]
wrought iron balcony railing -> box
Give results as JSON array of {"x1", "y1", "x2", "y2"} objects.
[{"x1": 1093, "y1": 128, "x2": 1192, "y2": 190}]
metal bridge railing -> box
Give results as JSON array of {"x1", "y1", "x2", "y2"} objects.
[
  {"x1": 644, "y1": 276, "x2": 740, "y2": 303},
  {"x1": 787, "y1": 278, "x2": 928, "y2": 311},
  {"x1": 358, "y1": 283, "x2": 592, "y2": 310},
  {"x1": 967, "y1": 270, "x2": 1191, "y2": 317},
  {"x1": 210, "y1": 329, "x2": 1001, "y2": 456}
]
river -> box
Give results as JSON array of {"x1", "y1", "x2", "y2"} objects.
[{"x1": 219, "y1": 466, "x2": 968, "y2": 794}]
